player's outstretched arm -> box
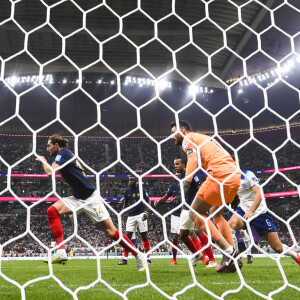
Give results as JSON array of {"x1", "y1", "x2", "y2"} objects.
[
  {"x1": 185, "y1": 151, "x2": 198, "y2": 183},
  {"x1": 244, "y1": 185, "x2": 262, "y2": 220},
  {"x1": 35, "y1": 156, "x2": 60, "y2": 177}
]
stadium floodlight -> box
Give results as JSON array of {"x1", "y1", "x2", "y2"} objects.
[
  {"x1": 238, "y1": 88, "x2": 243, "y2": 94},
  {"x1": 188, "y1": 84, "x2": 199, "y2": 96},
  {"x1": 62, "y1": 78, "x2": 67, "y2": 84},
  {"x1": 98, "y1": 79, "x2": 102, "y2": 84},
  {"x1": 110, "y1": 80, "x2": 115, "y2": 85}
]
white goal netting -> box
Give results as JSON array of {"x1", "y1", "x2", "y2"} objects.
[{"x1": 0, "y1": 0, "x2": 299, "y2": 299}]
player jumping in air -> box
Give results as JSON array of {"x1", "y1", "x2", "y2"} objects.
[
  {"x1": 36, "y1": 134, "x2": 146, "y2": 271},
  {"x1": 118, "y1": 176, "x2": 152, "y2": 266},
  {"x1": 170, "y1": 120, "x2": 241, "y2": 273},
  {"x1": 228, "y1": 170, "x2": 300, "y2": 265}
]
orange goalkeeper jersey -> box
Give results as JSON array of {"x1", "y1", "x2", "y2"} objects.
[{"x1": 182, "y1": 132, "x2": 238, "y2": 178}]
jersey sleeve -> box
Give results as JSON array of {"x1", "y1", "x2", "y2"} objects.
[
  {"x1": 182, "y1": 134, "x2": 197, "y2": 155},
  {"x1": 245, "y1": 171, "x2": 259, "y2": 188},
  {"x1": 193, "y1": 175, "x2": 202, "y2": 187},
  {"x1": 54, "y1": 149, "x2": 72, "y2": 166}
]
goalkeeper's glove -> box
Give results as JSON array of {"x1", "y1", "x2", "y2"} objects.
[{"x1": 142, "y1": 212, "x2": 148, "y2": 221}]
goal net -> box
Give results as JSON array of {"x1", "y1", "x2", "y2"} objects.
[{"x1": 0, "y1": 0, "x2": 299, "y2": 299}]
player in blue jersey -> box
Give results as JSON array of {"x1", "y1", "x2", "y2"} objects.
[
  {"x1": 154, "y1": 181, "x2": 182, "y2": 265},
  {"x1": 228, "y1": 170, "x2": 300, "y2": 265},
  {"x1": 118, "y1": 176, "x2": 152, "y2": 265},
  {"x1": 174, "y1": 158, "x2": 217, "y2": 268},
  {"x1": 36, "y1": 134, "x2": 146, "y2": 271}
]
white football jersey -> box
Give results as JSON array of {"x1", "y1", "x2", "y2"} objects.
[{"x1": 237, "y1": 170, "x2": 266, "y2": 216}]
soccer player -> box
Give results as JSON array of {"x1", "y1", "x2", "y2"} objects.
[
  {"x1": 118, "y1": 176, "x2": 152, "y2": 265},
  {"x1": 173, "y1": 158, "x2": 217, "y2": 268},
  {"x1": 228, "y1": 170, "x2": 300, "y2": 265},
  {"x1": 154, "y1": 180, "x2": 181, "y2": 265},
  {"x1": 170, "y1": 120, "x2": 241, "y2": 273},
  {"x1": 36, "y1": 134, "x2": 146, "y2": 271}
]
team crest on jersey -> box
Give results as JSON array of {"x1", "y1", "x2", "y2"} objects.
[
  {"x1": 55, "y1": 155, "x2": 62, "y2": 162},
  {"x1": 242, "y1": 183, "x2": 247, "y2": 189},
  {"x1": 182, "y1": 142, "x2": 187, "y2": 150}
]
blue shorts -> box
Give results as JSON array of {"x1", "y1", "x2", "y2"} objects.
[{"x1": 231, "y1": 207, "x2": 277, "y2": 236}]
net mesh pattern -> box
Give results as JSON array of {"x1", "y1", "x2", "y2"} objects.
[{"x1": 0, "y1": 0, "x2": 299, "y2": 299}]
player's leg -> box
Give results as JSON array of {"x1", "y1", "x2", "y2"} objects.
[
  {"x1": 228, "y1": 212, "x2": 246, "y2": 251},
  {"x1": 210, "y1": 205, "x2": 234, "y2": 247},
  {"x1": 194, "y1": 225, "x2": 217, "y2": 267},
  {"x1": 240, "y1": 229, "x2": 253, "y2": 264},
  {"x1": 189, "y1": 196, "x2": 239, "y2": 273},
  {"x1": 180, "y1": 209, "x2": 202, "y2": 266},
  {"x1": 118, "y1": 230, "x2": 133, "y2": 265},
  {"x1": 171, "y1": 233, "x2": 179, "y2": 265},
  {"x1": 83, "y1": 194, "x2": 146, "y2": 271},
  {"x1": 44, "y1": 199, "x2": 73, "y2": 264},
  {"x1": 98, "y1": 218, "x2": 146, "y2": 271},
  {"x1": 170, "y1": 215, "x2": 180, "y2": 265},
  {"x1": 264, "y1": 232, "x2": 300, "y2": 265},
  {"x1": 188, "y1": 230, "x2": 208, "y2": 265},
  {"x1": 138, "y1": 214, "x2": 151, "y2": 264}
]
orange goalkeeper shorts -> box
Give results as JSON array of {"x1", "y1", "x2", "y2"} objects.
[{"x1": 197, "y1": 172, "x2": 241, "y2": 207}]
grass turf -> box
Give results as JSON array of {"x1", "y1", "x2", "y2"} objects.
[{"x1": 0, "y1": 257, "x2": 299, "y2": 299}]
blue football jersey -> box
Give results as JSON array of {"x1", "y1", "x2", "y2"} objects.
[
  {"x1": 124, "y1": 186, "x2": 149, "y2": 216},
  {"x1": 166, "y1": 182, "x2": 181, "y2": 216},
  {"x1": 179, "y1": 173, "x2": 202, "y2": 210},
  {"x1": 54, "y1": 148, "x2": 96, "y2": 200}
]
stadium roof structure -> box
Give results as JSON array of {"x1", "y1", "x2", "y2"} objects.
[{"x1": 0, "y1": 0, "x2": 299, "y2": 137}]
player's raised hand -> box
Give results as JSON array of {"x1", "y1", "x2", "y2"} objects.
[{"x1": 154, "y1": 200, "x2": 159, "y2": 206}]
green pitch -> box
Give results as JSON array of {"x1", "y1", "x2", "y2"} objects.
[{"x1": 0, "y1": 258, "x2": 299, "y2": 299}]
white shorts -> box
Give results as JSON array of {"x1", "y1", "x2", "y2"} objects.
[
  {"x1": 126, "y1": 213, "x2": 148, "y2": 233},
  {"x1": 63, "y1": 190, "x2": 110, "y2": 223},
  {"x1": 180, "y1": 209, "x2": 194, "y2": 231},
  {"x1": 171, "y1": 215, "x2": 180, "y2": 234}
]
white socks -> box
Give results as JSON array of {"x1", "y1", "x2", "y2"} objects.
[{"x1": 240, "y1": 229, "x2": 252, "y2": 255}]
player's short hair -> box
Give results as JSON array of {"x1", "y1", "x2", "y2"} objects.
[
  {"x1": 170, "y1": 120, "x2": 191, "y2": 131},
  {"x1": 175, "y1": 157, "x2": 187, "y2": 166},
  {"x1": 49, "y1": 134, "x2": 69, "y2": 148}
]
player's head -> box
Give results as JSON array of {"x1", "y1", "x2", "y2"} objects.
[
  {"x1": 128, "y1": 176, "x2": 137, "y2": 188},
  {"x1": 174, "y1": 157, "x2": 186, "y2": 175},
  {"x1": 170, "y1": 120, "x2": 191, "y2": 146},
  {"x1": 47, "y1": 134, "x2": 69, "y2": 157}
]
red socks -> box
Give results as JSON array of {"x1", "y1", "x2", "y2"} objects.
[
  {"x1": 47, "y1": 206, "x2": 64, "y2": 249},
  {"x1": 112, "y1": 230, "x2": 138, "y2": 256},
  {"x1": 124, "y1": 248, "x2": 129, "y2": 258},
  {"x1": 199, "y1": 233, "x2": 215, "y2": 261},
  {"x1": 184, "y1": 237, "x2": 198, "y2": 254},
  {"x1": 172, "y1": 240, "x2": 178, "y2": 260},
  {"x1": 143, "y1": 240, "x2": 150, "y2": 258}
]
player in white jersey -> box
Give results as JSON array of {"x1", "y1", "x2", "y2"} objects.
[{"x1": 228, "y1": 170, "x2": 300, "y2": 265}]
